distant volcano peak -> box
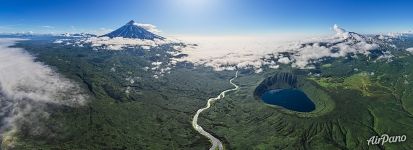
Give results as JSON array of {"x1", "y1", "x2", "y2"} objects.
[
  {"x1": 332, "y1": 24, "x2": 371, "y2": 43},
  {"x1": 102, "y1": 20, "x2": 164, "y2": 40},
  {"x1": 127, "y1": 20, "x2": 136, "y2": 25}
]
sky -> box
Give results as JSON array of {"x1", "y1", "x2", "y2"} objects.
[{"x1": 0, "y1": 0, "x2": 412, "y2": 35}]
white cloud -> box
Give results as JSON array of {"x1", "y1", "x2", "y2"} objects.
[
  {"x1": 277, "y1": 57, "x2": 291, "y2": 64},
  {"x1": 41, "y1": 26, "x2": 54, "y2": 29},
  {"x1": 135, "y1": 23, "x2": 161, "y2": 34},
  {"x1": 83, "y1": 36, "x2": 172, "y2": 50},
  {"x1": 55, "y1": 24, "x2": 388, "y2": 73},
  {"x1": 333, "y1": 24, "x2": 346, "y2": 35},
  {"x1": 406, "y1": 47, "x2": 413, "y2": 53},
  {"x1": 173, "y1": 35, "x2": 298, "y2": 70},
  {"x1": 268, "y1": 64, "x2": 279, "y2": 69},
  {"x1": 0, "y1": 38, "x2": 86, "y2": 146},
  {"x1": 174, "y1": 25, "x2": 385, "y2": 71},
  {"x1": 53, "y1": 40, "x2": 63, "y2": 44}
]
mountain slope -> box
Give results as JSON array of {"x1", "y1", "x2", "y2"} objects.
[{"x1": 103, "y1": 20, "x2": 165, "y2": 40}]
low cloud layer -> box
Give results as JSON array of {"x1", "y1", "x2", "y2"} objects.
[
  {"x1": 174, "y1": 25, "x2": 386, "y2": 70},
  {"x1": 407, "y1": 47, "x2": 413, "y2": 53},
  {"x1": 0, "y1": 39, "x2": 86, "y2": 147},
  {"x1": 85, "y1": 36, "x2": 173, "y2": 50},
  {"x1": 55, "y1": 36, "x2": 179, "y2": 50},
  {"x1": 53, "y1": 24, "x2": 407, "y2": 72}
]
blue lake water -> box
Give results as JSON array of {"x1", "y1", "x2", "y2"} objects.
[{"x1": 261, "y1": 89, "x2": 315, "y2": 112}]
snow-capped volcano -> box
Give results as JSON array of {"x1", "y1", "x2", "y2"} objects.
[
  {"x1": 54, "y1": 20, "x2": 177, "y2": 50},
  {"x1": 297, "y1": 24, "x2": 382, "y2": 50},
  {"x1": 334, "y1": 24, "x2": 366, "y2": 41},
  {"x1": 102, "y1": 20, "x2": 165, "y2": 40},
  {"x1": 333, "y1": 24, "x2": 373, "y2": 43}
]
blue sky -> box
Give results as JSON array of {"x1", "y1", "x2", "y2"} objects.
[{"x1": 0, "y1": 0, "x2": 412, "y2": 35}]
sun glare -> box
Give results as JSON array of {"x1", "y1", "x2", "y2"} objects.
[{"x1": 167, "y1": 0, "x2": 220, "y2": 15}]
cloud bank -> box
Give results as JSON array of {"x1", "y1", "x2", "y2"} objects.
[
  {"x1": 173, "y1": 25, "x2": 385, "y2": 70},
  {"x1": 171, "y1": 35, "x2": 298, "y2": 70},
  {"x1": 85, "y1": 36, "x2": 173, "y2": 50},
  {"x1": 407, "y1": 47, "x2": 413, "y2": 53},
  {"x1": 54, "y1": 35, "x2": 180, "y2": 51},
  {"x1": 0, "y1": 39, "x2": 86, "y2": 147}
]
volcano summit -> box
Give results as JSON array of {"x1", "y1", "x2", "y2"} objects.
[{"x1": 102, "y1": 20, "x2": 165, "y2": 40}]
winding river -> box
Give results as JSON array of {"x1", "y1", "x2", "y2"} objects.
[{"x1": 192, "y1": 71, "x2": 239, "y2": 150}]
